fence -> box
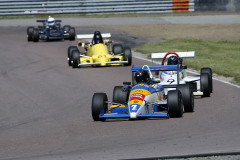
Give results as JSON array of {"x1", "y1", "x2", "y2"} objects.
[{"x1": 0, "y1": 0, "x2": 195, "y2": 16}]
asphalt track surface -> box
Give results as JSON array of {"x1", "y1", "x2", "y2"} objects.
[{"x1": 0, "y1": 16, "x2": 240, "y2": 160}]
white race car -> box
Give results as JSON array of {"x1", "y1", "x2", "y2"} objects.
[{"x1": 151, "y1": 51, "x2": 213, "y2": 97}]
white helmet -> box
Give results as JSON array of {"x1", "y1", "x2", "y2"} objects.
[{"x1": 47, "y1": 16, "x2": 55, "y2": 26}]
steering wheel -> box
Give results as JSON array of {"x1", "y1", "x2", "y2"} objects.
[{"x1": 161, "y1": 52, "x2": 180, "y2": 65}]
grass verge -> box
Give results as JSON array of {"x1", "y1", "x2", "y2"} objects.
[
  {"x1": 135, "y1": 39, "x2": 240, "y2": 85},
  {"x1": 99, "y1": 23, "x2": 240, "y2": 85}
]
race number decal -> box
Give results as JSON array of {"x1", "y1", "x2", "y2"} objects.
[
  {"x1": 167, "y1": 79, "x2": 175, "y2": 84},
  {"x1": 130, "y1": 104, "x2": 140, "y2": 112},
  {"x1": 131, "y1": 104, "x2": 138, "y2": 110}
]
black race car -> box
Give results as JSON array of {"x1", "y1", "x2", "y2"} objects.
[{"x1": 27, "y1": 19, "x2": 75, "y2": 42}]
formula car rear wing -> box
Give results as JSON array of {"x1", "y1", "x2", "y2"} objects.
[
  {"x1": 132, "y1": 65, "x2": 178, "y2": 72},
  {"x1": 151, "y1": 51, "x2": 195, "y2": 60},
  {"x1": 36, "y1": 20, "x2": 62, "y2": 23},
  {"x1": 76, "y1": 33, "x2": 111, "y2": 40},
  {"x1": 132, "y1": 65, "x2": 180, "y2": 86}
]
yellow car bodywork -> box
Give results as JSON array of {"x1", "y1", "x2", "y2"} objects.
[
  {"x1": 80, "y1": 43, "x2": 126, "y2": 67},
  {"x1": 69, "y1": 33, "x2": 132, "y2": 68}
]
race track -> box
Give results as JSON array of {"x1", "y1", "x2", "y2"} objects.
[{"x1": 0, "y1": 18, "x2": 240, "y2": 160}]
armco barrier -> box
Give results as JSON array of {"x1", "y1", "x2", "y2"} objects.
[
  {"x1": 0, "y1": 0, "x2": 195, "y2": 16},
  {"x1": 195, "y1": 0, "x2": 240, "y2": 11}
]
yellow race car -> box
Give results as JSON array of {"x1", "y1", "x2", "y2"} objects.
[{"x1": 67, "y1": 31, "x2": 132, "y2": 68}]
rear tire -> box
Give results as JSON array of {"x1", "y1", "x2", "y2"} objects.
[
  {"x1": 168, "y1": 90, "x2": 183, "y2": 118},
  {"x1": 112, "y1": 86, "x2": 129, "y2": 104},
  {"x1": 69, "y1": 27, "x2": 75, "y2": 41},
  {"x1": 71, "y1": 50, "x2": 80, "y2": 68},
  {"x1": 201, "y1": 73, "x2": 211, "y2": 97},
  {"x1": 32, "y1": 28, "x2": 39, "y2": 42},
  {"x1": 112, "y1": 44, "x2": 124, "y2": 55},
  {"x1": 124, "y1": 47, "x2": 132, "y2": 66},
  {"x1": 92, "y1": 93, "x2": 108, "y2": 121},
  {"x1": 63, "y1": 25, "x2": 70, "y2": 33},
  {"x1": 177, "y1": 84, "x2": 194, "y2": 112},
  {"x1": 27, "y1": 27, "x2": 34, "y2": 41},
  {"x1": 68, "y1": 46, "x2": 78, "y2": 66},
  {"x1": 201, "y1": 67, "x2": 213, "y2": 93}
]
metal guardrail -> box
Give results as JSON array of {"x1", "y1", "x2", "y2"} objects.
[{"x1": 0, "y1": 0, "x2": 195, "y2": 16}]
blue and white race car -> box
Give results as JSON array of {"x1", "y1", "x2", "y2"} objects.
[
  {"x1": 151, "y1": 51, "x2": 213, "y2": 97},
  {"x1": 27, "y1": 16, "x2": 75, "y2": 42},
  {"x1": 92, "y1": 64, "x2": 194, "y2": 121}
]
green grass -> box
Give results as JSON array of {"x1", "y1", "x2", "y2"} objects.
[{"x1": 135, "y1": 39, "x2": 240, "y2": 85}]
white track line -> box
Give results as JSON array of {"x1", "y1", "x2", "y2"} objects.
[{"x1": 133, "y1": 55, "x2": 240, "y2": 89}]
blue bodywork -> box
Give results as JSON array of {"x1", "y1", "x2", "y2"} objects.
[
  {"x1": 44, "y1": 27, "x2": 64, "y2": 40},
  {"x1": 38, "y1": 26, "x2": 66, "y2": 40},
  {"x1": 98, "y1": 65, "x2": 180, "y2": 120},
  {"x1": 35, "y1": 20, "x2": 72, "y2": 40}
]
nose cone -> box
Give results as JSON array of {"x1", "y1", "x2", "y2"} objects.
[
  {"x1": 99, "y1": 57, "x2": 107, "y2": 66},
  {"x1": 130, "y1": 112, "x2": 137, "y2": 119}
]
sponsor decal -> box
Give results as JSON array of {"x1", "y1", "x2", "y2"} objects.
[
  {"x1": 134, "y1": 100, "x2": 139, "y2": 104},
  {"x1": 166, "y1": 71, "x2": 177, "y2": 75},
  {"x1": 130, "y1": 89, "x2": 151, "y2": 96},
  {"x1": 130, "y1": 93, "x2": 144, "y2": 101},
  {"x1": 129, "y1": 89, "x2": 151, "y2": 106},
  {"x1": 110, "y1": 105, "x2": 126, "y2": 109},
  {"x1": 135, "y1": 83, "x2": 150, "y2": 88},
  {"x1": 129, "y1": 93, "x2": 144, "y2": 105},
  {"x1": 50, "y1": 33, "x2": 60, "y2": 36}
]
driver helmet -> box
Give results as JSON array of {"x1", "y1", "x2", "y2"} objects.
[
  {"x1": 93, "y1": 31, "x2": 103, "y2": 44},
  {"x1": 135, "y1": 69, "x2": 150, "y2": 84},
  {"x1": 47, "y1": 16, "x2": 55, "y2": 26},
  {"x1": 167, "y1": 55, "x2": 178, "y2": 65}
]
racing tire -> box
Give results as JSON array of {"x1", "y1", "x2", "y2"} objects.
[
  {"x1": 92, "y1": 93, "x2": 108, "y2": 121},
  {"x1": 200, "y1": 73, "x2": 211, "y2": 97},
  {"x1": 112, "y1": 86, "x2": 129, "y2": 104},
  {"x1": 168, "y1": 90, "x2": 183, "y2": 118},
  {"x1": 68, "y1": 46, "x2": 78, "y2": 66},
  {"x1": 71, "y1": 50, "x2": 80, "y2": 68},
  {"x1": 27, "y1": 27, "x2": 34, "y2": 41},
  {"x1": 63, "y1": 25, "x2": 71, "y2": 33},
  {"x1": 69, "y1": 27, "x2": 75, "y2": 41},
  {"x1": 32, "y1": 28, "x2": 39, "y2": 42},
  {"x1": 177, "y1": 84, "x2": 194, "y2": 112},
  {"x1": 112, "y1": 44, "x2": 124, "y2": 55},
  {"x1": 201, "y1": 67, "x2": 213, "y2": 93},
  {"x1": 124, "y1": 47, "x2": 132, "y2": 66}
]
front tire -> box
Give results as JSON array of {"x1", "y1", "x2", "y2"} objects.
[
  {"x1": 92, "y1": 93, "x2": 108, "y2": 121},
  {"x1": 27, "y1": 27, "x2": 34, "y2": 41},
  {"x1": 112, "y1": 86, "x2": 129, "y2": 104},
  {"x1": 177, "y1": 84, "x2": 194, "y2": 112},
  {"x1": 32, "y1": 28, "x2": 39, "y2": 42},
  {"x1": 168, "y1": 90, "x2": 183, "y2": 118},
  {"x1": 68, "y1": 46, "x2": 78, "y2": 66},
  {"x1": 63, "y1": 25, "x2": 71, "y2": 33},
  {"x1": 71, "y1": 50, "x2": 80, "y2": 68}
]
